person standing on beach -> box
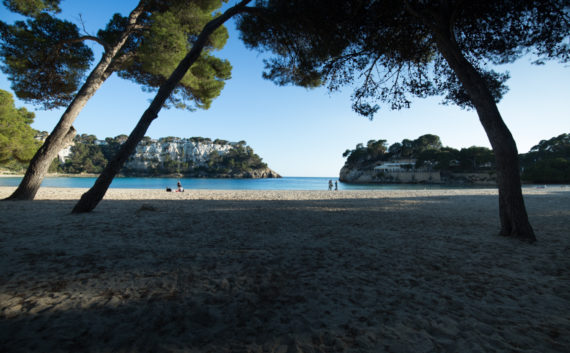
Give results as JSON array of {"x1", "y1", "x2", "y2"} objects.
[
  {"x1": 328, "y1": 180, "x2": 333, "y2": 190},
  {"x1": 335, "y1": 181, "x2": 338, "y2": 191}
]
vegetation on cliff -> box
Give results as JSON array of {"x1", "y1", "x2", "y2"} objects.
[
  {"x1": 342, "y1": 133, "x2": 569, "y2": 183},
  {"x1": 343, "y1": 134, "x2": 495, "y2": 172},
  {"x1": 200, "y1": 142, "x2": 268, "y2": 177}
]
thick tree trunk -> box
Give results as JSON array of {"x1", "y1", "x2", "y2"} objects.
[
  {"x1": 4, "y1": 125, "x2": 77, "y2": 200},
  {"x1": 4, "y1": 70, "x2": 111, "y2": 200},
  {"x1": 72, "y1": 0, "x2": 252, "y2": 213},
  {"x1": 71, "y1": 108, "x2": 157, "y2": 213},
  {"x1": 4, "y1": 1, "x2": 146, "y2": 201},
  {"x1": 434, "y1": 30, "x2": 536, "y2": 242}
]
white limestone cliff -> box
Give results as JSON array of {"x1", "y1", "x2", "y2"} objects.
[
  {"x1": 125, "y1": 139, "x2": 234, "y2": 170},
  {"x1": 121, "y1": 138, "x2": 281, "y2": 178},
  {"x1": 55, "y1": 135, "x2": 280, "y2": 178}
]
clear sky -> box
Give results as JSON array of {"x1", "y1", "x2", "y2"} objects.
[{"x1": 1, "y1": 1, "x2": 569, "y2": 177}]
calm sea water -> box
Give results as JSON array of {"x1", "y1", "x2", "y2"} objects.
[{"x1": 0, "y1": 176, "x2": 499, "y2": 191}]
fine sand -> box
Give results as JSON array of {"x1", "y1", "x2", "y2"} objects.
[{"x1": 0, "y1": 186, "x2": 569, "y2": 352}]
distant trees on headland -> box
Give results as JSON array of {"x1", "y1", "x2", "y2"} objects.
[
  {"x1": 520, "y1": 134, "x2": 570, "y2": 183},
  {"x1": 342, "y1": 133, "x2": 570, "y2": 183}
]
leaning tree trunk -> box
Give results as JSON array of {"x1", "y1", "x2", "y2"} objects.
[
  {"x1": 4, "y1": 1, "x2": 146, "y2": 201},
  {"x1": 72, "y1": 0, "x2": 252, "y2": 213},
  {"x1": 434, "y1": 29, "x2": 536, "y2": 242},
  {"x1": 4, "y1": 69, "x2": 112, "y2": 200}
]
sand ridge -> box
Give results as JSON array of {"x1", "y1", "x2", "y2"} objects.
[{"x1": 0, "y1": 186, "x2": 569, "y2": 352}]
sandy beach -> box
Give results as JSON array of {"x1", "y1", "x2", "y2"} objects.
[{"x1": 0, "y1": 186, "x2": 569, "y2": 352}]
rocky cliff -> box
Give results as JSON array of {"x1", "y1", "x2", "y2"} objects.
[
  {"x1": 339, "y1": 135, "x2": 500, "y2": 185},
  {"x1": 125, "y1": 138, "x2": 233, "y2": 171},
  {"x1": 123, "y1": 138, "x2": 281, "y2": 178},
  {"x1": 57, "y1": 135, "x2": 281, "y2": 178},
  {"x1": 339, "y1": 165, "x2": 496, "y2": 185},
  {"x1": 339, "y1": 165, "x2": 442, "y2": 183}
]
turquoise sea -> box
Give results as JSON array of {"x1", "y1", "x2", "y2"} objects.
[{"x1": 0, "y1": 176, "x2": 499, "y2": 191}]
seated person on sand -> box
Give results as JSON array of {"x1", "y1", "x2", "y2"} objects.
[{"x1": 176, "y1": 181, "x2": 184, "y2": 192}]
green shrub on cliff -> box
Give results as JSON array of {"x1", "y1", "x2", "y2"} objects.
[{"x1": 59, "y1": 134, "x2": 106, "y2": 174}]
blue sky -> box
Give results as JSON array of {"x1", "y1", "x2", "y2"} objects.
[{"x1": 1, "y1": 1, "x2": 569, "y2": 177}]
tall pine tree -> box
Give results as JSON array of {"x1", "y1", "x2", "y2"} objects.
[
  {"x1": 1, "y1": 0, "x2": 232, "y2": 200},
  {"x1": 238, "y1": 0, "x2": 570, "y2": 242},
  {"x1": 72, "y1": 0, "x2": 254, "y2": 213}
]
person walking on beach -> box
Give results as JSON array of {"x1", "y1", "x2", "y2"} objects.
[
  {"x1": 328, "y1": 180, "x2": 333, "y2": 191},
  {"x1": 335, "y1": 181, "x2": 338, "y2": 191}
]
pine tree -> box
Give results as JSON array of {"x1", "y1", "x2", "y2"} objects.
[
  {"x1": 0, "y1": 89, "x2": 40, "y2": 169},
  {"x1": 238, "y1": 0, "x2": 570, "y2": 242},
  {"x1": 1, "y1": 0, "x2": 232, "y2": 200},
  {"x1": 72, "y1": 0, "x2": 254, "y2": 213}
]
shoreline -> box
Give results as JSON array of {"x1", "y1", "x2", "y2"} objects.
[
  {"x1": 1, "y1": 172, "x2": 568, "y2": 187},
  {"x1": 1, "y1": 187, "x2": 569, "y2": 352},
  {"x1": 0, "y1": 172, "x2": 100, "y2": 178},
  {"x1": 1, "y1": 185, "x2": 568, "y2": 201}
]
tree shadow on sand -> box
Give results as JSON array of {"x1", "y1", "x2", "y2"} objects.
[{"x1": 1, "y1": 194, "x2": 569, "y2": 352}]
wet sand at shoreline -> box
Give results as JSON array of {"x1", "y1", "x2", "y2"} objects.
[{"x1": 1, "y1": 187, "x2": 569, "y2": 352}]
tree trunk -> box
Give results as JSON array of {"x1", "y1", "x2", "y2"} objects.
[
  {"x1": 4, "y1": 1, "x2": 146, "y2": 201},
  {"x1": 4, "y1": 69, "x2": 111, "y2": 201},
  {"x1": 433, "y1": 29, "x2": 536, "y2": 242},
  {"x1": 4, "y1": 125, "x2": 77, "y2": 200},
  {"x1": 72, "y1": 0, "x2": 253, "y2": 213}
]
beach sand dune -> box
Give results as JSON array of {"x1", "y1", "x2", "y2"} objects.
[{"x1": 1, "y1": 187, "x2": 569, "y2": 352}]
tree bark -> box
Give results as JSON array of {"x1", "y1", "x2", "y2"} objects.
[
  {"x1": 72, "y1": 0, "x2": 253, "y2": 213},
  {"x1": 4, "y1": 1, "x2": 146, "y2": 201},
  {"x1": 433, "y1": 29, "x2": 536, "y2": 242}
]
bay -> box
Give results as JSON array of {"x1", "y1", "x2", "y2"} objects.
[{"x1": 0, "y1": 176, "x2": 498, "y2": 191}]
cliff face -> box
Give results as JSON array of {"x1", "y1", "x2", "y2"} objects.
[
  {"x1": 339, "y1": 165, "x2": 496, "y2": 185},
  {"x1": 125, "y1": 139, "x2": 233, "y2": 171},
  {"x1": 204, "y1": 166, "x2": 281, "y2": 179},
  {"x1": 122, "y1": 138, "x2": 281, "y2": 178},
  {"x1": 56, "y1": 136, "x2": 280, "y2": 178},
  {"x1": 339, "y1": 165, "x2": 442, "y2": 184}
]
